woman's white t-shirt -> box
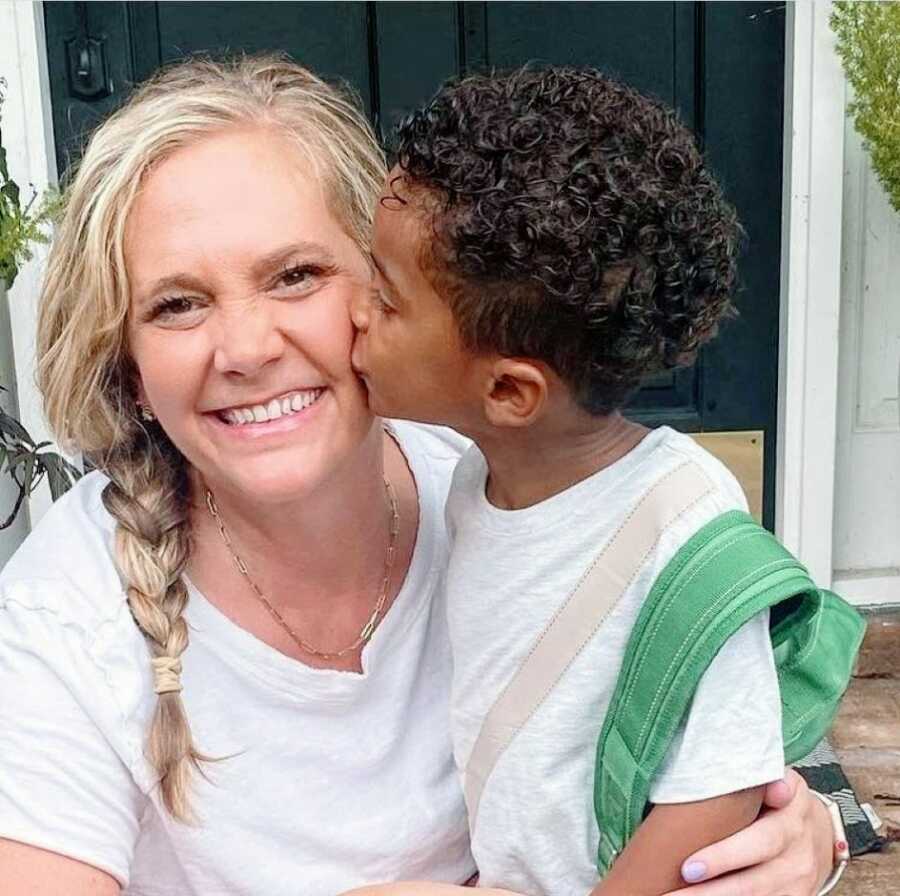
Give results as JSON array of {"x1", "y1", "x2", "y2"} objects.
[{"x1": 0, "y1": 422, "x2": 475, "y2": 896}]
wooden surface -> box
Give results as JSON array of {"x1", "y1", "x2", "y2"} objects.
[
  {"x1": 832, "y1": 613, "x2": 900, "y2": 895},
  {"x1": 691, "y1": 430, "x2": 764, "y2": 523}
]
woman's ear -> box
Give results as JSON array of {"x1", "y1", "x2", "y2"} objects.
[{"x1": 483, "y1": 359, "x2": 549, "y2": 428}]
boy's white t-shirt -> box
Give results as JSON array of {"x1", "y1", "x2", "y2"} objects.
[
  {"x1": 445, "y1": 426, "x2": 785, "y2": 896},
  {"x1": 0, "y1": 422, "x2": 475, "y2": 896}
]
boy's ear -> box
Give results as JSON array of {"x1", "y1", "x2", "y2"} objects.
[{"x1": 483, "y1": 358, "x2": 549, "y2": 428}]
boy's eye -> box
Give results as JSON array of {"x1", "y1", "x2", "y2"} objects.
[{"x1": 375, "y1": 289, "x2": 396, "y2": 315}]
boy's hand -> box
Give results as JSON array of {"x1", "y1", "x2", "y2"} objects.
[
  {"x1": 593, "y1": 785, "x2": 766, "y2": 896},
  {"x1": 661, "y1": 770, "x2": 834, "y2": 896},
  {"x1": 339, "y1": 883, "x2": 519, "y2": 896}
]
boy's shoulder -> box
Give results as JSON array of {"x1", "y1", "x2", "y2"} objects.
[
  {"x1": 388, "y1": 420, "x2": 473, "y2": 516},
  {"x1": 388, "y1": 419, "x2": 471, "y2": 466},
  {"x1": 648, "y1": 426, "x2": 749, "y2": 514}
]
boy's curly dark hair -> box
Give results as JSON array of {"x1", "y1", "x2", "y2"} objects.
[{"x1": 394, "y1": 65, "x2": 741, "y2": 415}]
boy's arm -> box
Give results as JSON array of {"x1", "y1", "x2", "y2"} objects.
[
  {"x1": 592, "y1": 785, "x2": 765, "y2": 896},
  {"x1": 340, "y1": 884, "x2": 517, "y2": 896}
]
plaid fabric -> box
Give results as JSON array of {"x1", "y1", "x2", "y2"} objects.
[{"x1": 794, "y1": 739, "x2": 886, "y2": 856}]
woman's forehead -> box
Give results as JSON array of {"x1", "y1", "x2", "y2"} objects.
[{"x1": 124, "y1": 129, "x2": 347, "y2": 278}]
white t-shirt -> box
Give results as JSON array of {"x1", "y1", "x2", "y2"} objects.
[
  {"x1": 446, "y1": 426, "x2": 785, "y2": 896},
  {"x1": 0, "y1": 422, "x2": 475, "y2": 896}
]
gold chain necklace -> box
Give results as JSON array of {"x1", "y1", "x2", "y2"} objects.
[{"x1": 205, "y1": 478, "x2": 400, "y2": 661}]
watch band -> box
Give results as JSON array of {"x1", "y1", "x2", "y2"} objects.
[{"x1": 810, "y1": 791, "x2": 850, "y2": 895}]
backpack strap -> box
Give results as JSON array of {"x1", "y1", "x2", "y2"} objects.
[
  {"x1": 593, "y1": 510, "x2": 865, "y2": 874},
  {"x1": 463, "y1": 461, "x2": 716, "y2": 832}
]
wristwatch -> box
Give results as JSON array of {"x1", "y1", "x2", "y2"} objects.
[{"x1": 810, "y1": 791, "x2": 851, "y2": 895}]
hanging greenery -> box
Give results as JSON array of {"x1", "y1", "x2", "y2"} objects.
[
  {"x1": 0, "y1": 79, "x2": 59, "y2": 290},
  {"x1": 0, "y1": 78, "x2": 80, "y2": 530},
  {"x1": 831, "y1": 1, "x2": 900, "y2": 214}
]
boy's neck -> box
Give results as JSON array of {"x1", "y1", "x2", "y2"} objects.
[{"x1": 474, "y1": 411, "x2": 650, "y2": 510}]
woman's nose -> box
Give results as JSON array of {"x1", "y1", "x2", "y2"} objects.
[{"x1": 213, "y1": 302, "x2": 285, "y2": 376}]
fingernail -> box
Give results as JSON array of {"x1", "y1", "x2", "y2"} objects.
[{"x1": 682, "y1": 861, "x2": 707, "y2": 882}]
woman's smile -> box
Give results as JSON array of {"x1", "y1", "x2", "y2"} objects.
[{"x1": 205, "y1": 386, "x2": 328, "y2": 441}]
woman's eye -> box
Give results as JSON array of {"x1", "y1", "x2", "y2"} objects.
[
  {"x1": 277, "y1": 264, "x2": 332, "y2": 293},
  {"x1": 149, "y1": 295, "x2": 201, "y2": 322},
  {"x1": 280, "y1": 266, "x2": 314, "y2": 288}
]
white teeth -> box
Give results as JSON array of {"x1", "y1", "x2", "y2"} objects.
[{"x1": 222, "y1": 389, "x2": 323, "y2": 425}]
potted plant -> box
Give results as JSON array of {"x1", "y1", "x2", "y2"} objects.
[
  {"x1": 0, "y1": 77, "x2": 80, "y2": 543},
  {"x1": 831, "y1": 1, "x2": 900, "y2": 214}
]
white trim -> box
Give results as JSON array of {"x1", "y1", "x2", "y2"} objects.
[
  {"x1": 0, "y1": 0, "x2": 59, "y2": 528},
  {"x1": 776, "y1": 0, "x2": 845, "y2": 587},
  {"x1": 832, "y1": 570, "x2": 900, "y2": 608}
]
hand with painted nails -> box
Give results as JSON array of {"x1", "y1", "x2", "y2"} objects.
[{"x1": 664, "y1": 770, "x2": 836, "y2": 896}]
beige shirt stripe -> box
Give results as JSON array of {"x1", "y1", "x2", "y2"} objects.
[{"x1": 463, "y1": 460, "x2": 715, "y2": 829}]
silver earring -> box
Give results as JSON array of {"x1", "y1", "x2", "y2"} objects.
[{"x1": 139, "y1": 403, "x2": 155, "y2": 422}]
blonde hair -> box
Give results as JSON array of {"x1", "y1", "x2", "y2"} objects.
[{"x1": 37, "y1": 55, "x2": 386, "y2": 821}]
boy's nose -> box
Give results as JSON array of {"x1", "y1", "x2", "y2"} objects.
[{"x1": 350, "y1": 287, "x2": 372, "y2": 333}]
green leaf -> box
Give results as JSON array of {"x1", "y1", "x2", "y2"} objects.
[
  {"x1": 62, "y1": 456, "x2": 84, "y2": 482},
  {"x1": 41, "y1": 452, "x2": 80, "y2": 500},
  {"x1": 21, "y1": 452, "x2": 39, "y2": 495},
  {"x1": 6, "y1": 446, "x2": 34, "y2": 478},
  {"x1": 0, "y1": 179, "x2": 20, "y2": 207},
  {"x1": 0, "y1": 258, "x2": 16, "y2": 291},
  {"x1": 0, "y1": 408, "x2": 35, "y2": 447}
]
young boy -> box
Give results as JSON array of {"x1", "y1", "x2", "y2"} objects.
[{"x1": 350, "y1": 67, "x2": 784, "y2": 896}]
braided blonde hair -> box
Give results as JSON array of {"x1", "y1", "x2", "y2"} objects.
[{"x1": 37, "y1": 55, "x2": 386, "y2": 821}]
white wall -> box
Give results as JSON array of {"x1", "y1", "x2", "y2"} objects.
[
  {"x1": 0, "y1": 284, "x2": 31, "y2": 563},
  {"x1": 0, "y1": 0, "x2": 59, "y2": 563},
  {"x1": 832, "y1": 111, "x2": 900, "y2": 608}
]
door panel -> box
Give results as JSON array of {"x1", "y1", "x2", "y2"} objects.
[
  {"x1": 156, "y1": 2, "x2": 374, "y2": 108},
  {"x1": 42, "y1": 1, "x2": 784, "y2": 526},
  {"x1": 373, "y1": 3, "x2": 461, "y2": 136},
  {"x1": 482, "y1": 2, "x2": 677, "y2": 104}
]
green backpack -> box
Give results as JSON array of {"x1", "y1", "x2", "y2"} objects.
[
  {"x1": 593, "y1": 510, "x2": 865, "y2": 873},
  {"x1": 461, "y1": 460, "x2": 865, "y2": 875}
]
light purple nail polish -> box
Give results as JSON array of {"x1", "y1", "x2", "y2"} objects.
[{"x1": 682, "y1": 861, "x2": 707, "y2": 883}]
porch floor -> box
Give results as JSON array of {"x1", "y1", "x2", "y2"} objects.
[{"x1": 830, "y1": 612, "x2": 900, "y2": 895}]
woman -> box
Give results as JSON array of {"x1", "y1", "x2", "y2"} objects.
[{"x1": 0, "y1": 56, "x2": 836, "y2": 896}]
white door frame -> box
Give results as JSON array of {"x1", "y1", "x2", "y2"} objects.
[
  {"x1": 2, "y1": 1, "x2": 848, "y2": 580},
  {"x1": 776, "y1": 0, "x2": 845, "y2": 588}
]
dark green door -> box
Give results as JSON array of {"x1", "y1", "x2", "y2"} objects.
[{"x1": 43, "y1": 1, "x2": 784, "y2": 526}]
